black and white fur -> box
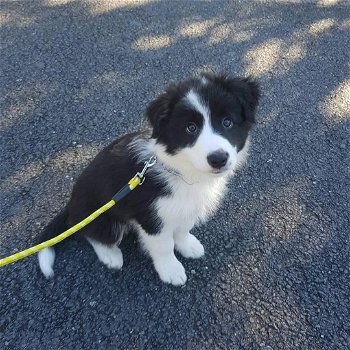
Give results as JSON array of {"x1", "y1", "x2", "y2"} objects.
[{"x1": 38, "y1": 73, "x2": 260, "y2": 286}]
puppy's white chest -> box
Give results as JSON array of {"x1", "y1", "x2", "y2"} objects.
[{"x1": 156, "y1": 176, "x2": 226, "y2": 226}]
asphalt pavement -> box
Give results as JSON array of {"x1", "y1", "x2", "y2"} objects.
[{"x1": 1, "y1": 1, "x2": 349, "y2": 349}]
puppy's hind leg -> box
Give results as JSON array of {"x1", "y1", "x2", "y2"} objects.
[
  {"x1": 85, "y1": 221, "x2": 127, "y2": 270},
  {"x1": 87, "y1": 238, "x2": 123, "y2": 270}
]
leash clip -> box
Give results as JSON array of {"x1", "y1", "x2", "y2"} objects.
[{"x1": 136, "y1": 155, "x2": 157, "y2": 185}]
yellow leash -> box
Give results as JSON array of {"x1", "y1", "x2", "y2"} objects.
[{"x1": 0, "y1": 155, "x2": 157, "y2": 268}]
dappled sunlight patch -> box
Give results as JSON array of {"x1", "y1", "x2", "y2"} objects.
[
  {"x1": 317, "y1": 0, "x2": 339, "y2": 7},
  {"x1": 97, "y1": 71, "x2": 124, "y2": 84},
  {"x1": 0, "y1": 145, "x2": 99, "y2": 249},
  {"x1": 284, "y1": 42, "x2": 305, "y2": 64},
  {"x1": 88, "y1": 70, "x2": 134, "y2": 87},
  {"x1": 244, "y1": 291, "x2": 308, "y2": 348},
  {"x1": 45, "y1": 0, "x2": 76, "y2": 6},
  {"x1": 49, "y1": 144, "x2": 98, "y2": 171},
  {"x1": 133, "y1": 35, "x2": 172, "y2": 51},
  {"x1": 308, "y1": 18, "x2": 335, "y2": 36},
  {"x1": 260, "y1": 179, "x2": 330, "y2": 256},
  {"x1": 244, "y1": 38, "x2": 283, "y2": 77},
  {"x1": 207, "y1": 24, "x2": 231, "y2": 44},
  {"x1": 0, "y1": 145, "x2": 97, "y2": 197},
  {"x1": 261, "y1": 107, "x2": 280, "y2": 126},
  {"x1": 263, "y1": 185, "x2": 305, "y2": 241},
  {"x1": 0, "y1": 197, "x2": 40, "y2": 250},
  {"x1": 244, "y1": 35, "x2": 307, "y2": 77},
  {"x1": 192, "y1": 64, "x2": 217, "y2": 76},
  {"x1": 243, "y1": 15, "x2": 344, "y2": 78},
  {"x1": 87, "y1": 0, "x2": 156, "y2": 15},
  {"x1": 232, "y1": 30, "x2": 255, "y2": 43},
  {"x1": 255, "y1": 0, "x2": 301, "y2": 3},
  {"x1": 178, "y1": 19, "x2": 217, "y2": 38},
  {"x1": 179, "y1": 19, "x2": 255, "y2": 46},
  {"x1": 340, "y1": 18, "x2": 350, "y2": 29},
  {"x1": 319, "y1": 80, "x2": 350, "y2": 123},
  {"x1": 0, "y1": 10, "x2": 37, "y2": 28},
  {"x1": 0, "y1": 161, "x2": 45, "y2": 195},
  {"x1": 226, "y1": 177, "x2": 329, "y2": 256},
  {"x1": 0, "y1": 82, "x2": 53, "y2": 131},
  {"x1": 74, "y1": 70, "x2": 136, "y2": 101}
]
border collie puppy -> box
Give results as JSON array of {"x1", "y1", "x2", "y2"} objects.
[{"x1": 38, "y1": 73, "x2": 260, "y2": 286}]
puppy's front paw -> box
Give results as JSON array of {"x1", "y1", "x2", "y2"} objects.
[
  {"x1": 154, "y1": 257, "x2": 187, "y2": 286},
  {"x1": 175, "y1": 233, "x2": 204, "y2": 259}
]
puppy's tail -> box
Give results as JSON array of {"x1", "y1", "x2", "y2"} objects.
[{"x1": 37, "y1": 208, "x2": 69, "y2": 278}]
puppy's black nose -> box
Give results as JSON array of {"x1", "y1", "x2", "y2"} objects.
[{"x1": 207, "y1": 150, "x2": 229, "y2": 169}]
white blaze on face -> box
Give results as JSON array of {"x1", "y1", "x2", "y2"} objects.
[{"x1": 182, "y1": 90, "x2": 238, "y2": 173}]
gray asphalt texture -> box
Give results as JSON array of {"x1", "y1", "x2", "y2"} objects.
[{"x1": 1, "y1": 1, "x2": 350, "y2": 349}]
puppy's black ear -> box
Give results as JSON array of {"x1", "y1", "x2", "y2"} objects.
[
  {"x1": 202, "y1": 73, "x2": 261, "y2": 123},
  {"x1": 228, "y1": 77, "x2": 260, "y2": 123},
  {"x1": 146, "y1": 84, "x2": 180, "y2": 137}
]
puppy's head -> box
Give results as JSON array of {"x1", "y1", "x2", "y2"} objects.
[{"x1": 146, "y1": 73, "x2": 260, "y2": 175}]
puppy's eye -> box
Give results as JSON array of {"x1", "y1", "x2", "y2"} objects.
[
  {"x1": 186, "y1": 122, "x2": 198, "y2": 134},
  {"x1": 222, "y1": 117, "x2": 233, "y2": 129}
]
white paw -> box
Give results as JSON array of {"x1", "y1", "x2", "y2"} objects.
[
  {"x1": 175, "y1": 233, "x2": 204, "y2": 259},
  {"x1": 88, "y1": 238, "x2": 124, "y2": 270},
  {"x1": 154, "y1": 256, "x2": 187, "y2": 286},
  {"x1": 99, "y1": 245, "x2": 123, "y2": 270}
]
